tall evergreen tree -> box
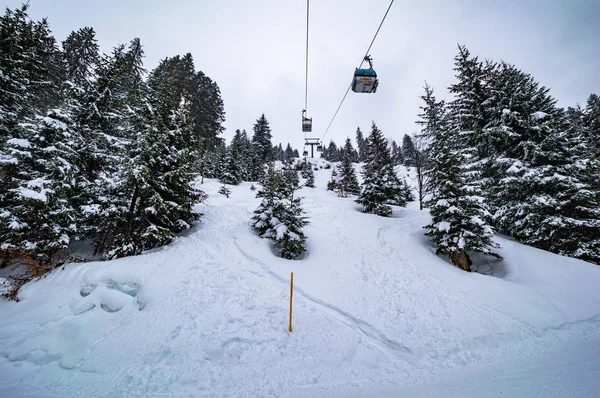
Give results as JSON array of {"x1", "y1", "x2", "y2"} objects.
[
  {"x1": 391, "y1": 140, "x2": 403, "y2": 165},
  {"x1": 251, "y1": 166, "x2": 308, "y2": 259},
  {"x1": 252, "y1": 114, "x2": 273, "y2": 163},
  {"x1": 356, "y1": 123, "x2": 408, "y2": 217},
  {"x1": 304, "y1": 166, "x2": 315, "y2": 188},
  {"x1": 583, "y1": 94, "x2": 600, "y2": 158},
  {"x1": 421, "y1": 83, "x2": 499, "y2": 270},
  {"x1": 220, "y1": 145, "x2": 241, "y2": 185},
  {"x1": 246, "y1": 145, "x2": 264, "y2": 182},
  {"x1": 338, "y1": 138, "x2": 361, "y2": 195},
  {"x1": 284, "y1": 143, "x2": 294, "y2": 161},
  {"x1": 481, "y1": 64, "x2": 600, "y2": 263},
  {"x1": 402, "y1": 134, "x2": 416, "y2": 167},
  {"x1": 0, "y1": 110, "x2": 77, "y2": 263},
  {"x1": 0, "y1": 5, "x2": 71, "y2": 262},
  {"x1": 356, "y1": 127, "x2": 367, "y2": 162},
  {"x1": 326, "y1": 140, "x2": 340, "y2": 162}
]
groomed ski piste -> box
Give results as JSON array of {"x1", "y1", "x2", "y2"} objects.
[{"x1": 1, "y1": 160, "x2": 599, "y2": 397}]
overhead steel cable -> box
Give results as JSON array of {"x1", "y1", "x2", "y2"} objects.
[
  {"x1": 304, "y1": 0, "x2": 310, "y2": 113},
  {"x1": 320, "y1": 0, "x2": 395, "y2": 142}
]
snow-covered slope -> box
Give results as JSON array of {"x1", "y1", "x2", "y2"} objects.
[{"x1": 1, "y1": 161, "x2": 599, "y2": 397}]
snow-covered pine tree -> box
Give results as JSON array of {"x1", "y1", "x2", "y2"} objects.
[
  {"x1": 284, "y1": 143, "x2": 295, "y2": 161},
  {"x1": 356, "y1": 122, "x2": 407, "y2": 217},
  {"x1": 0, "y1": 110, "x2": 78, "y2": 263},
  {"x1": 338, "y1": 138, "x2": 361, "y2": 195},
  {"x1": 421, "y1": 82, "x2": 500, "y2": 271},
  {"x1": 74, "y1": 39, "x2": 149, "y2": 256},
  {"x1": 102, "y1": 41, "x2": 203, "y2": 258},
  {"x1": 402, "y1": 134, "x2": 416, "y2": 167},
  {"x1": 252, "y1": 114, "x2": 273, "y2": 163},
  {"x1": 251, "y1": 166, "x2": 308, "y2": 259},
  {"x1": 219, "y1": 184, "x2": 231, "y2": 198},
  {"x1": 482, "y1": 64, "x2": 600, "y2": 263},
  {"x1": 220, "y1": 145, "x2": 241, "y2": 185},
  {"x1": 356, "y1": 127, "x2": 367, "y2": 162},
  {"x1": 326, "y1": 140, "x2": 340, "y2": 162},
  {"x1": 582, "y1": 94, "x2": 600, "y2": 159},
  {"x1": 229, "y1": 129, "x2": 248, "y2": 181},
  {"x1": 147, "y1": 54, "x2": 224, "y2": 184},
  {"x1": 300, "y1": 158, "x2": 310, "y2": 179},
  {"x1": 281, "y1": 160, "x2": 300, "y2": 198},
  {"x1": 416, "y1": 82, "x2": 447, "y2": 210},
  {"x1": 0, "y1": 5, "x2": 74, "y2": 263},
  {"x1": 304, "y1": 165, "x2": 315, "y2": 188},
  {"x1": 447, "y1": 45, "x2": 497, "y2": 200},
  {"x1": 243, "y1": 144, "x2": 265, "y2": 182},
  {"x1": 272, "y1": 195, "x2": 309, "y2": 259},
  {"x1": 238, "y1": 129, "x2": 253, "y2": 179},
  {"x1": 327, "y1": 168, "x2": 339, "y2": 191},
  {"x1": 391, "y1": 140, "x2": 403, "y2": 165},
  {"x1": 275, "y1": 143, "x2": 285, "y2": 162}
]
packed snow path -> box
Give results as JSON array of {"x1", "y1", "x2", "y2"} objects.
[{"x1": 1, "y1": 163, "x2": 599, "y2": 397}]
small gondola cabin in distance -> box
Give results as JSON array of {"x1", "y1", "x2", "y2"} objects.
[{"x1": 302, "y1": 109, "x2": 312, "y2": 132}]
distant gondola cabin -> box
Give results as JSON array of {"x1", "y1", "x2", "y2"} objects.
[{"x1": 302, "y1": 117, "x2": 312, "y2": 132}]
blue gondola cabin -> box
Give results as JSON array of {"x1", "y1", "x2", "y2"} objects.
[{"x1": 352, "y1": 68, "x2": 378, "y2": 93}]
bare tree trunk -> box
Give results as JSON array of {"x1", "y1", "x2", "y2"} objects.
[
  {"x1": 413, "y1": 139, "x2": 427, "y2": 211},
  {"x1": 95, "y1": 224, "x2": 113, "y2": 256},
  {"x1": 126, "y1": 186, "x2": 140, "y2": 239},
  {"x1": 0, "y1": 249, "x2": 11, "y2": 268},
  {"x1": 450, "y1": 249, "x2": 472, "y2": 272}
]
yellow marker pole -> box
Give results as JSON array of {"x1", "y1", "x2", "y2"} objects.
[{"x1": 289, "y1": 272, "x2": 294, "y2": 332}]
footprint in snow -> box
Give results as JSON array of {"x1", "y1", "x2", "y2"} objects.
[{"x1": 74, "y1": 279, "x2": 144, "y2": 314}]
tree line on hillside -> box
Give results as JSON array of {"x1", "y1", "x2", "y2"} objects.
[
  {"x1": 0, "y1": 4, "x2": 299, "y2": 272},
  {"x1": 321, "y1": 129, "x2": 419, "y2": 167},
  {"x1": 417, "y1": 45, "x2": 600, "y2": 269},
  {"x1": 208, "y1": 117, "x2": 300, "y2": 187}
]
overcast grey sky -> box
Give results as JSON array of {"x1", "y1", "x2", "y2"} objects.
[{"x1": 7, "y1": 0, "x2": 600, "y2": 147}]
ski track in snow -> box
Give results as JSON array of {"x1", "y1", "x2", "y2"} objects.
[{"x1": 0, "y1": 161, "x2": 599, "y2": 397}]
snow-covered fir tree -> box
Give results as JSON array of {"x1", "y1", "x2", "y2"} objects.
[
  {"x1": 327, "y1": 168, "x2": 339, "y2": 191},
  {"x1": 281, "y1": 160, "x2": 300, "y2": 198},
  {"x1": 420, "y1": 80, "x2": 500, "y2": 270},
  {"x1": 220, "y1": 145, "x2": 241, "y2": 185},
  {"x1": 423, "y1": 126, "x2": 500, "y2": 271},
  {"x1": 481, "y1": 63, "x2": 600, "y2": 263},
  {"x1": 0, "y1": 5, "x2": 73, "y2": 263},
  {"x1": 284, "y1": 143, "x2": 295, "y2": 161},
  {"x1": 355, "y1": 127, "x2": 367, "y2": 162},
  {"x1": 325, "y1": 140, "x2": 341, "y2": 162},
  {"x1": 338, "y1": 138, "x2": 361, "y2": 196},
  {"x1": 402, "y1": 134, "x2": 416, "y2": 167},
  {"x1": 251, "y1": 166, "x2": 308, "y2": 259},
  {"x1": 304, "y1": 165, "x2": 315, "y2": 188},
  {"x1": 356, "y1": 122, "x2": 409, "y2": 217},
  {"x1": 0, "y1": 110, "x2": 78, "y2": 263},
  {"x1": 252, "y1": 114, "x2": 273, "y2": 163},
  {"x1": 219, "y1": 184, "x2": 231, "y2": 198},
  {"x1": 391, "y1": 140, "x2": 403, "y2": 165}
]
